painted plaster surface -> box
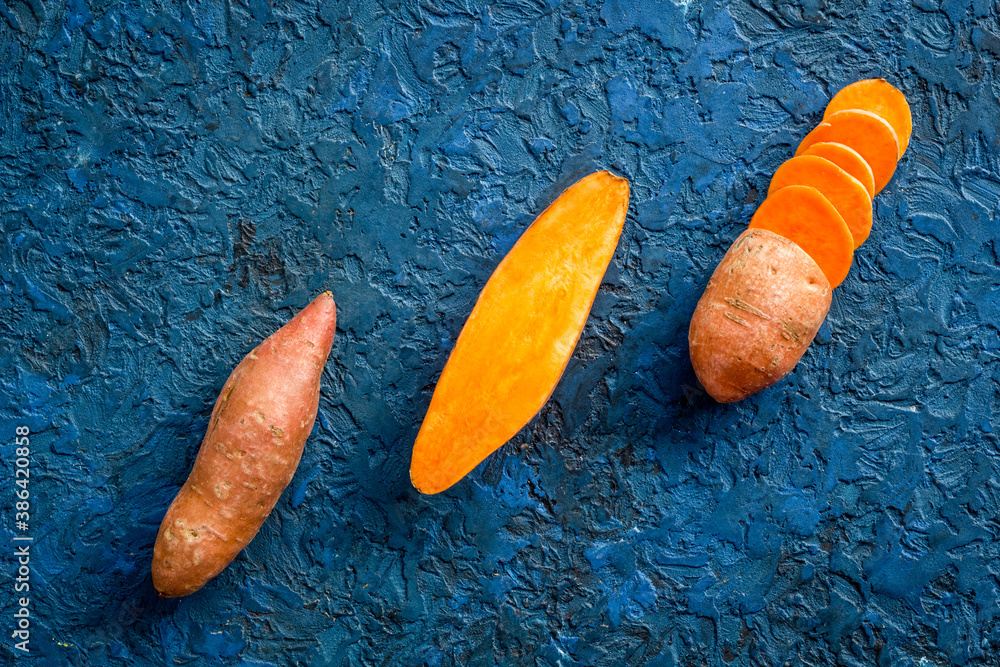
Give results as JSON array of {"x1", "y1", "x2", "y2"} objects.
[{"x1": 1, "y1": 0, "x2": 999, "y2": 664}]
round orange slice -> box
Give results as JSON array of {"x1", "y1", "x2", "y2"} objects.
[
  {"x1": 824, "y1": 78, "x2": 912, "y2": 157},
  {"x1": 748, "y1": 185, "x2": 854, "y2": 288},
  {"x1": 796, "y1": 109, "x2": 900, "y2": 194},
  {"x1": 768, "y1": 155, "x2": 873, "y2": 248},
  {"x1": 801, "y1": 141, "x2": 876, "y2": 200}
]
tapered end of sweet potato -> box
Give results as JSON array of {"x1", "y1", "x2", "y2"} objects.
[
  {"x1": 410, "y1": 467, "x2": 448, "y2": 496},
  {"x1": 283, "y1": 291, "x2": 337, "y2": 359}
]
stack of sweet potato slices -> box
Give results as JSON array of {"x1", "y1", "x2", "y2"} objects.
[
  {"x1": 750, "y1": 78, "x2": 912, "y2": 288},
  {"x1": 688, "y1": 79, "x2": 912, "y2": 403}
]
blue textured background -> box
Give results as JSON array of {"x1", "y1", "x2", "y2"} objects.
[{"x1": 2, "y1": 0, "x2": 999, "y2": 664}]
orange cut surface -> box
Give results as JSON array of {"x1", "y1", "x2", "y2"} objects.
[
  {"x1": 748, "y1": 185, "x2": 854, "y2": 288},
  {"x1": 824, "y1": 78, "x2": 912, "y2": 157},
  {"x1": 796, "y1": 109, "x2": 900, "y2": 194},
  {"x1": 768, "y1": 155, "x2": 873, "y2": 248},
  {"x1": 801, "y1": 141, "x2": 876, "y2": 200},
  {"x1": 410, "y1": 171, "x2": 630, "y2": 494}
]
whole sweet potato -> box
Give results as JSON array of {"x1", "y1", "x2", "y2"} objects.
[
  {"x1": 152, "y1": 291, "x2": 337, "y2": 597},
  {"x1": 689, "y1": 229, "x2": 831, "y2": 403}
]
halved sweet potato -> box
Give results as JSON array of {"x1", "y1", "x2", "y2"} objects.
[
  {"x1": 801, "y1": 142, "x2": 875, "y2": 200},
  {"x1": 795, "y1": 110, "x2": 900, "y2": 194},
  {"x1": 768, "y1": 155, "x2": 873, "y2": 248},
  {"x1": 410, "y1": 171, "x2": 630, "y2": 494},
  {"x1": 748, "y1": 185, "x2": 854, "y2": 288},
  {"x1": 824, "y1": 79, "x2": 912, "y2": 156},
  {"x1": 689, "y1": 228, "x2": 832, "y2": 403}
]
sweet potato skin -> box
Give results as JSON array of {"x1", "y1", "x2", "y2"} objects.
[
  {"x1": 689, "y1": 229, "x2": 831, "y2": 403},
  {"x1": 152, "y1": 292, "x2": 337, "y2": 598}
]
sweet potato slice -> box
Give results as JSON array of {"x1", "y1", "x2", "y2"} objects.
[
  {"x1": 824, "y1": 78, "x2": 912, "y2": 157},
  {"x1": 795, "y1": 110, "x2": 899, "y2": 194},
  {"x1": 748, "y1": 185, "x2": 854, "y2": 288},
  {"x1": 768, "y1": 155, "x2": 873, "y2": 248},
  {"x1": 801, "y1": 142, "x2": 875, "y2": 200},
  {"x1": 689, "y1": 228, "x2": 832, "y2": 403},
  {"x1": 410, "y1": 170, "x2": 630, "y2": 495}
]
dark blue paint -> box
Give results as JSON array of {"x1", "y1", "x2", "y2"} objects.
[{"x1": 0, "y1": 0, "x2": 997, "y2": 664}]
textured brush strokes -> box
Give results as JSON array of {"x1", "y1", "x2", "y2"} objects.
[{"x1": 0, "y1": 0, "x2": 997, "y2": 665}]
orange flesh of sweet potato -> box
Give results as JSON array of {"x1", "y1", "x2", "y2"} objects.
[
  {"x1": 410, "y1": 171, "x2": 630, "y2": 495},
  {"x1": 767, "y1": 155, "x2": 873, "y2": 249},
  {"x1": 689, "y1": 228, "x2": 831, "y2": 403},
  {"x1": 748, "y1": 185, "x2": 854, "y2": 288},
  {"x1": 824, "y1": 78, "x2": 912, "y2": 157},
  {"x1": 795, "y1": 109, "x2": 900, "y2": 194},
  {"x1": 152, "y1": 292, "x2": 337, "y2": 597},
  {"x1": 801, "y1": 142, "x2": 876, "y2": 200}
]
